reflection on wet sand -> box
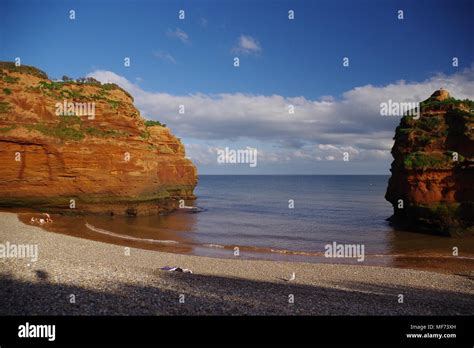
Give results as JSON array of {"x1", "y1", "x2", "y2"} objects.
[
  {"x1": 384, "y1": 228, "x2": 474, "y2": 274},
  {"x1": 14, "y1": 208, "x2": 474, "y2": 275},
  {"x1": 18, "y1": 211, "x2": 199, "y2": 255}
]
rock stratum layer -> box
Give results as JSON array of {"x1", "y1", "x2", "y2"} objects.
[
  {"x1": 386, "y1": 89, "x2": 474, "y2": 235},
  {"x1": 0, "y1": 62, "x2": 197, "y2": 215}
]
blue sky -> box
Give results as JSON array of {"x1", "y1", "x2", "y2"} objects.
[{"x1": 1, "y1": 0, "x2": 473, "y2": 174}]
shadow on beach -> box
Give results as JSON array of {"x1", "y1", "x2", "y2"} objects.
[{"x1": 0, "y1": 269, "x2": 472, "y2": 316}]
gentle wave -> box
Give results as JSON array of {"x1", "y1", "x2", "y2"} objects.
[
  {"x1": 85, "y1": 222, "x2": 474, "y2": 261},
  {"x1": 178, "y1": 206, "x2": 205, "y2": 213},
  {"x1": 370, "y1": 253, "x2": 474, "y2": 260},
  {"x1": 202, "y1": 243, "x2": 225, "y2": 248},
  {"x1": 85, "y1": 222, "x2": 179, "y2": 244},
  {"x1": 268, "y1": 249, "x2": 474, "y2": 260},
  {"x1": 270, "y1": 248, "x2": 324, "y2": 256}
]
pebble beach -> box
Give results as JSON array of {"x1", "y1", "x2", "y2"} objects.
[{"x1": 0, "y1": 212, "x2": 473, "y2": 315}]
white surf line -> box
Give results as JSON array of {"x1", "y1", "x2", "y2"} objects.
[
  {"x1": 85, "y1": 222, "x2": 179, "y2": 244},
  {"x1": 270, "y1": 248, "x2": 474, "y2": 260},
  {"x1": 84, "y1": 222, "x2": 474, "y2": 260},
  {"x1": 369, "y1": 253, "x2": 474, "y2": 260},
  {"x1": 202, "y1": 244, "x2": 225, "y2": 248}
]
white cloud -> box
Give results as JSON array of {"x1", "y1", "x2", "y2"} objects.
[
  {"x1": 167, "y1": 28, "x2": 189, "y2": 43},
  {"x1": 184, "y1": 142, "x2": 391, "y2": 167},
  {"x1": 185, "y1": 144, "x2": 219, "y2": 165},
  {"x1": 232, "y1": 35, "x2": 262, "y2": 55},
  {"x1": 153, "y1": 51, "x2": 176, "y2": 64},
  {"x1": 88, "y1": 65, "x2": 474, "y2": 165}
]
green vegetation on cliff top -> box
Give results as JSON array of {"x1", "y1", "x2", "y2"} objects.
[
  {"x1": 0, "y1": 62, "x2": 48, "y2": 79},
  {"x1": 421, "y1": 96, "x2": 474, "y2": 111},
  {"x1": 403, "y1": 151, "x2": 464, "y2": 170},
  {"x1": 0, "y1": 61, "x2": 133, "y2": 101},
  {"x1": 145, "y1": 120, "x2": 166, "y2": 128},
  {"x1": 24, "y1": 115, "x2": 129, "y2": 141},
  {"x1": 0, "y1": 62, "x2": 171, "y2": 131},
  {"x1": 396, "y1": 98, "x2": 473, "y2": 153}
]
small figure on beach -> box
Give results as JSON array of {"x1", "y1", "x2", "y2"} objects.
[{"x1": 30, "y1": 213, "x2": 53, "y2": 225}]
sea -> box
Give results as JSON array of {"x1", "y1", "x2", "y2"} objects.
[{"x1": 24, "y1": 175, "x2": 474, "y2": 273}]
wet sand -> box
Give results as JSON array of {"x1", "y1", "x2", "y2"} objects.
[
  {"x1": 14, "y1": 210, "x2": 474, "y2": 275},
  {"x1": 1, "y1": 212, "x2": 473, "y2": 315}
]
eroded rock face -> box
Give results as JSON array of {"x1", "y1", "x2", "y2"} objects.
[
  {"x1": 385, "y1": 89, "x2": 474, "y2": 235},
  {"x1": 0, "y1": 62, "x2": 197, "y2": 215}
]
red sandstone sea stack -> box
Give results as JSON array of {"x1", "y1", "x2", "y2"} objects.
[
  {"x1": 0, "y1": 62, "x2": 197, "y2": 215},
  {"x1": 385, "y1": 89, "x2": 474, "y2": 235}
]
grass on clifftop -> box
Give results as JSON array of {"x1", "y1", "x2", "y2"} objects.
[
  {"x1": 403, "y1": 151, "x2": 464, "y2": 170},
  {"x1": 145, "y1": 120, "x2": 166, "y2": 127},
  {"x1": 0, "y1": 60, "x2": 133, "y2": 103},
  {"x1": 0, "y1": 62, "x2": 48, "y2": 79},
  {"x1": 421, "y1": 96, "x2": 474, "y2": 111},
  {"x1": 0, "y1": 61, "x2": 168, "y2": 134},
  {"x1": 29, "y1": 80, "x2": 125, "y2": 112},
  {"x1": 396, "y1": 111, "x2": 470, "y2": 149},
  {"x1": 25, "y1": 115, "x2": 129, "y2": 141}
]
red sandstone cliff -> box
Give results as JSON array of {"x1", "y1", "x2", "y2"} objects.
[
  {"x1": 385, "y1": 89, "x2": 474, "y2": 235},
  {"x1": 0, "y1": 62, "x2": 197, "y2": 215}
]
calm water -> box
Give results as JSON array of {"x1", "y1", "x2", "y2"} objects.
[{"x1": 25, "y1": 175, "x2": 474, "y2": 272}]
